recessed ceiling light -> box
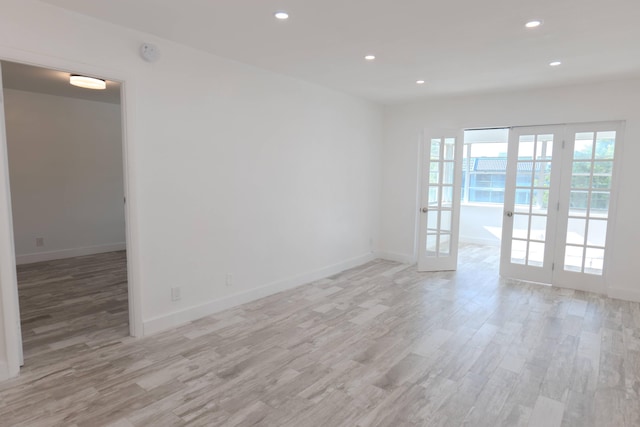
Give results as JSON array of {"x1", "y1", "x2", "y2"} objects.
[
  {"x1": 274, "y1": 11, "x2": 289, "y2": 20},
  {"x1": 549, "y1": 61, "x2": 562, "y2": 67},
  {"x1": 69, "y1": 75, "x2": 106, "y2": 90},
  {"x1": 364, "y1": 55, "x2": 376, "y2": 61},
  {"x1": 416, "y1": 80, "x2": 425, "y2": 85},
  {"x1": 525, "y1": 20, "x2": 542, "y2": 28}
]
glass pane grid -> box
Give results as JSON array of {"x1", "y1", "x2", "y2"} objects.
[
  {"x1": 562, "y1": 243, "x2": 605, "y2": 275},
  {"x1": 509, "y1": 133, "x2": 555, "y2": 270},
  {"x1": 506, "y1": 129, "x2": 615, "y2": 279},
  {"x1": 426, "y1": 136, "x2": 457, "y2": 259},
  {"x1": 563, "y1": 130, "x2": 614, "y2": 278}
]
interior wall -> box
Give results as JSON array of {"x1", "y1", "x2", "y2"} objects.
[
  {"x1": 0, "y1": 0, "x2": 383, "y2": 370},
  {"x1": 460, "y1": 205, "x2": 503, "y2": 246},
  {"x1": 4, "y1": 89, "x2": 125, "y2": 264},
  {"x1": 381, "y1": 77, "x2": 640, "y2": 300}
]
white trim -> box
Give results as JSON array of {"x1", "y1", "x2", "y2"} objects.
[
  {"x1": 118, "y1": 78, "x2": 143, "y2": 338},
  {"x1": 0, "y1": 62, "x2": 23, "y2": 378},
  {"x1": 0, "y1": 46, "x2": 144, "y2": 379},
  {"x1": 15, "y1": 243, "x2": 126, "y2": 265},
  {"x1": 553, "y1": 279, "x2": 604, "y2": 295},
  {"x1": 375, "y1": 251, "x2": 416, "y2": 264},
  {"x1": 608, "y1": 287, "x2": 640, "y2": 303},
  {"x1": 412, "y1": 134, "x2": 423, "y2": 266},
  {"x1": 144, "y1": 252, "x2": 377, "y2": 336}
]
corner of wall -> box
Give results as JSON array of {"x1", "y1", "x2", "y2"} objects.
[
  {"x1": 375, "y1": 251, "x2": 416, "y2": 264},
  {"x1": 608, "y1": 287, "x2": 640, "y2": 303},
  {"x1": 142, "y1": 251, "x2": 377, "y2": 336}
]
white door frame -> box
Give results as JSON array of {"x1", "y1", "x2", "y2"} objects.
[{"x1": 0, "y1": 47, "x2": 143, "y2": 379}]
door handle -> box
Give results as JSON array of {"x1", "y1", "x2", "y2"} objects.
[
  {"x1": 505, "y1": 210, "x2": 513, "y2": 217},
  {"x1": 421, "y1": 207, "x2": 428, "y2": 213}
]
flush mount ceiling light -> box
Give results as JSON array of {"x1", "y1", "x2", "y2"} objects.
[
  {"x1": 69, "y1": 75, "x2": 106, "y2": 90},
  {"x1": 274, "y1": 11, "x2": 289, "y2": 20},
  {"x1": 525, "y1": 20, "x2": 542, "y2": 28},
  {"x1": 416, "y1": 80, "x2": 425, "y2": 85},
  {"x1": 549, "y1": 61, "x2": 562, "y2": 67},
  {"x1": 364, "y1": 55, "x2": 376, "y2": 61}
]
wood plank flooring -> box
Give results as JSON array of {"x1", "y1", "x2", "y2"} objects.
[
  {"x1": 1, "y1": 244, "x2": 639, "y2": 426},
  {"x1": 17, "y1": 251, "x2": 129, "y2": 361}
]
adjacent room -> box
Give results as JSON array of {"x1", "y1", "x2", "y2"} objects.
[
  {"x1": 1, "y1": 60, "x2": 129, "y2": 364},
  {"x1": 0, "y1": 1, "x2": 639, "y2": 426}
]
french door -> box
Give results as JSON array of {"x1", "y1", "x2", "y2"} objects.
[
  {"x1": 501, "y1": 122, "x2": 622, "y2": 292},
  {"x1": 417, "y1": 130, "x2": 463, "y2": 271},
  {"x1": 553, "y1": 122, "x2": 622, "y2": 292},
  {"x1": 500, "y1": 126, "x2": 563, "y2": 283}
]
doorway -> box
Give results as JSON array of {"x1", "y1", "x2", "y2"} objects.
[
  {"x1": 459, "y1": 128, "x2": 510, "y2": 249},
  {"x1": 0, "y1": 60, "x2": 129, "y2": 365},
  {"x1": 418, "y1": 122, "x2": 623, "y2": 294}
]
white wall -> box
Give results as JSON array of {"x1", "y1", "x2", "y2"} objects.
[
  {"x1": 0, "y1": 0, "x2": 382, "y2": 376},
  {"x1": 381, "y1": 77, "x2": 640, "y2": 300},
  {"x1": 4, "y1": 89, "x2": 125, "y2": 264},
  {"x1": 460, "y1": 204, "x2": 503, "y2": 246}
]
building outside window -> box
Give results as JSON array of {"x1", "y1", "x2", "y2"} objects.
[
  {"x1": 461, "y1": 141, "x2": 510, "y2": 204},
  {"x1": 462, "y1": 134, "x2": 613, "y2": 213}
]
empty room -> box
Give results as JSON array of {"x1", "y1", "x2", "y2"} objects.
[
  {"x1": 0, "y1": 1, "x2": 639, "y2": 426},
  {"x1": 1, "y1": 60, "x2": 130, "y2": 365}
]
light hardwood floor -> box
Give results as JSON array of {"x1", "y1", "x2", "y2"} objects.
[
  {"x1": 0, "y1": 245, "x2": 638, "y2": 426},
  {"x1": 16, "y1": 251, "x2": 129, "y2": 362}
]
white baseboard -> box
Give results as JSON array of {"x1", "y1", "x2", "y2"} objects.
[
  {"x1": 459, "y1": 237, "x2": 501, "y2": 247},
  {"x1": 143, "y1": 252, "x2": 377, "y2": 336},
  {"x1": 608, "y1": 287, "x2": 640, "y2": 303},
  {"x1": 16, "y1": 242, "x2": 126, "y2": 265},
  {"x1": 375, "y1": 251, "x2": 415, "y2": 264}
]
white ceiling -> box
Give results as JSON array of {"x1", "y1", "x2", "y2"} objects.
[
  {"x1": 2, "y1": 60, "x2": 121, "y2": 104},
  {"x1": 39, "y1": 0, "x2": 640, "y2": 104}
]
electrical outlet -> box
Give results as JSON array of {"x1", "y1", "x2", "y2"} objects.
[
  {"x1": 171, "y1": 287, "x2": 181, "y2": 301},
  {"x1": 35, "y1": 237, "x2": 44, "y2": 247},
  {"x1": 226, "y1": 273, "x2": 233, "y2": 287}
]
